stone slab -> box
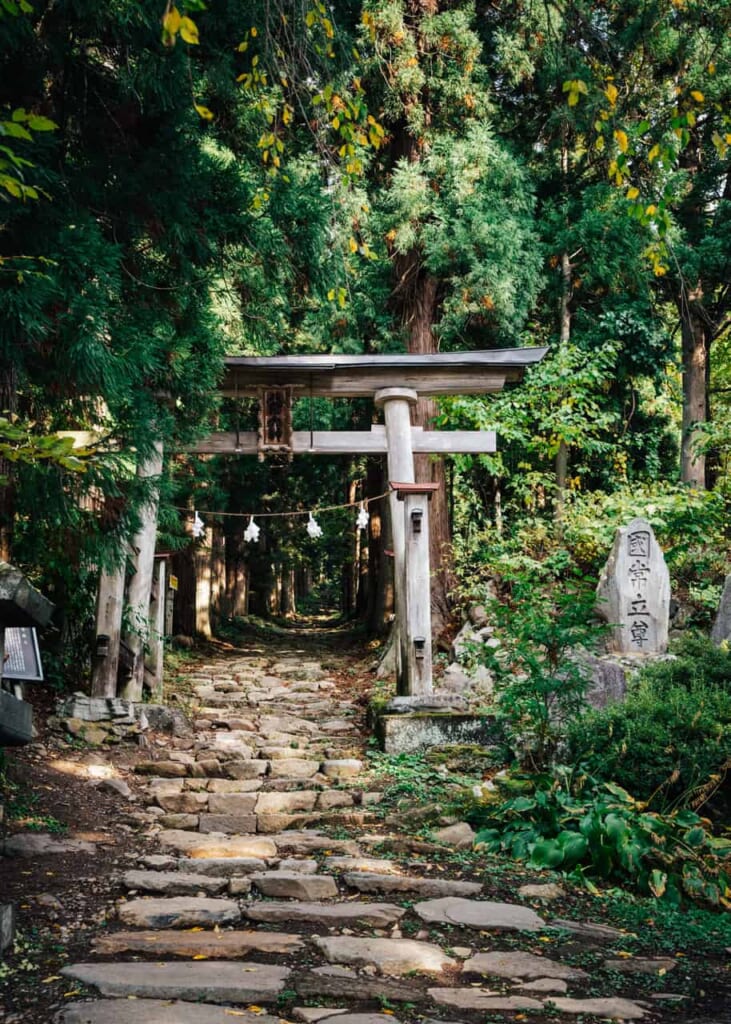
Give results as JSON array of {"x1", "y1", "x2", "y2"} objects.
[
  {"x1": 376, "y1": 714, "x2": 498, "y2": 754},
  {"x1": 117, "y1": 896, "x2": 241, "y2": 929},
  {"x1": 324, "y1": 856, "x2": 401, "y2": 875},
  {"x1": 120, "y1": 870, "x2": 227, "y2": 896},
  {"x1": 343, "y1": 872, "x2": 481, "y2": 898},
  {"x1": 158, "y1": 829, "x2": 277, "y2": 859},
  {"x1": 427, "y1": 989, "x2": 542, "y2": 1012},
  {"x1": 92, "y1": 929, "x2": 303, "y2": 957},
  {"x1": 550, "y1": 997, "x2": 646, "y2": 1018},
  {"x1": 177, "y1": 857, "x2": 268, "y2": 876},
  {"x1": 294, "y1": 968, "x2": 416, "y2": 1002},
  {"x1": 314, "y1": 936, "x2": 456, "y2": 976},
  {"x1": 58, "y1": 1000, "x2": 281, "y2": 1024},
  {"x1": 415, "y1": 897, "x2": 545, "y2": 932},
  {"x1": 244, "y1": 901, "x2": 405, "y2": 927},
  {"x1": 61, "y1": 962, "x2": 290, "y2": 1003},
  {"x1": 251, "y1": 872, "x2": 339, "y2": 899},
  {"x1": 463, "y1": 950, "x2": 587, "y2": 981},
  {"x1": 198, "y1": 813, "x2": 258, "y2": 833}
]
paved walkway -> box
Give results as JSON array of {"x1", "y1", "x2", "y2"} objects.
[{"x1": 48, "y1": 639, "x2": 690, "y2": 1023}]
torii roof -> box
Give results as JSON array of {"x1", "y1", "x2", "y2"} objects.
[{"x1": 222, "y1": 348, "x2": 547, "y2": 398}]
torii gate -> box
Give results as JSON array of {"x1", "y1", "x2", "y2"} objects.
[
  {"x1": 90, "y1": 349, "x2": 545, "y2": 701},
  {"x1": 195, "y1": 349, "x2": 546, "y2": 698}
]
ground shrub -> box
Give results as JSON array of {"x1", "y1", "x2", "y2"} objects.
[{"x1": 567, "y1": 636, "x2": 731, "y2": 810}]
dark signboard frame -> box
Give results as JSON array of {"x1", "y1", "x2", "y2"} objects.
[{"x1": 2, "y1": 627, "x2": 44, "y2": 683}]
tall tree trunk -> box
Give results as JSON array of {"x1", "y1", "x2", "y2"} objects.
[{"x1": 679, "y1": 284, "x2": 708, "y2": 487}]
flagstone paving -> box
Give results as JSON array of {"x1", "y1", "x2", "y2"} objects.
[{"x1": 26, "y1": 634, "x2": 707, "y2": 1023}]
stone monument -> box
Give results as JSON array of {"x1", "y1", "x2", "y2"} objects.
[
  {"x1": 595, "y1": 517, "x2": 670, "y2": 655},
  {"x1": 711, "y1": 574, "x2": 731, "y2": 645}
]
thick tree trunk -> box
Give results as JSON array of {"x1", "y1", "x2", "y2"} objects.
[
  {"x1": 680, "y1": 285, "x2": 708, "y2": 487},
  {"x1": 171, "y1": 545, "x2": 196, "y2": 636},
  {"x1": 209, "y1": 523, "x2": 226, "y2": 629},
  {"x1": 281, "y1": 567, "x2": 296, "y2": 618}
]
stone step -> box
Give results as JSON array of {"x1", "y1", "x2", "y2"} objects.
[
  {"x1": 177, "y1": 856, "x2": 270, "y2": 875},
  {"x1": 270, "y1": 833, "x2": 361, "y2": 855},
  {"x1": 414, "y1": 896, "x2": 546, "y2": 932},
  {"x1": 60, "y1": 961, "x2": 290, "y2": 1003},
  {"x1": 323, "y1": 856, "x2": 401, "y2": 875},
  {"x1": 157, "y1": 829, "x2": 277, "y2": 859},
  {"x1": 249, "y1": 871, "x2": 339, "y2": 900},
  {"x1": 243, "y1": 900, "x2": 405, "y2": 927},
  {"x1": 120, "y1": 870, "x2": 229, "y2": 897},
  {"x1": 313, "y1": 936, "x2": 457, "y2": 976},
  {"x1": 59, "y1": 1000, "x2": 281, "y2": 1024},
  {"x1": 292, "y1": 966, "x2": 417, "y2": 1002},
  {"x1": 342, "y1": 872, "x2": 482, "y2": 898},
  {"x1": 117, "y1": 896, "x2": 242, "y2": 929},
  {"x1": 92, "y1": 928, "x2": 304, "y2": 957}
]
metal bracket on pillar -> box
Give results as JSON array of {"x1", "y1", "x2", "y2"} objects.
[{"x1": 390, "y1": 480, "x2": 440, "y2": 698}]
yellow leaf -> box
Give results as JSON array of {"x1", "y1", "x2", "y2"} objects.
[
  {"x1": 568, "y1": 91, "x2": 579, "y2": 107},
  {"x1": 162, "y1": 6, "x2": 181, "y2": 34},
  {"x1": 192, "y1": 954, "x2": 208, "y2": 960},
  {"x1": 648, "y1": 143, "x2": 661, "y2": 162},
  {"x1": 42, "y1": 975, "x2": 62, "y2": 983},
  {"x1": 616, "y1": 951, "x2": 634, "y2": 958},
  {"x1": 187, "y1": 927, "x2": 205, "y2": 933},
  {"x1": 179, "y1": 16, "x2": 199, "y2": 45},
  {"x1": 605, "y1": 83, "x2": 618, "y2": 106},
  {"x1": 690, "y1": 90, "x2": 704, "y2": 103},
  {"x1": 614, "y1": 129, "x2": 629, "y2": 152},
  {"x1": 251, "y1": 26, "x2": 258, "y2": 37},
  {"x1": 327, "y1": 288, "x2": 335, "y2": 300},
  {"x1": 627, "y1": 186, "x2": 640, "y2": 199},
  {"x1": 194, "y1": 104, "x2": 214, "y2": 121},
  {"x1": 595, "y1": 135, "x2": 605, "y2": 152},
  {"x1": 708, "y1": 62, "x2": 716, "y2": 74},
  {"x1": 246, "y1": 1006, "x2": 265, "y2": 1014},
  {"x1": 646, "y1": 203, "x2": 657, "y2": 215},
  {"x1": 63, "y1": 991, "x2": 81, "y2": 998},
  {"x1": 348, "y1": 237, "x2": 358, "y2": 253}
]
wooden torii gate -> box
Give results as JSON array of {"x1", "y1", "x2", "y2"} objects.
[{"x1": 91, "y1": 349, "x2": 545, "y2": 701}]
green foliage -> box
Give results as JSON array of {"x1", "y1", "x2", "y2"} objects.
[
  {"x1": 471, "y1": 768, "x2": 731, "y2": 907},
  {"x1": 462, "y1": 561, "x2": 602, "y2": 769},
  {"x1": 568, "y1": 636, "x2": 731, "y2": 810}
]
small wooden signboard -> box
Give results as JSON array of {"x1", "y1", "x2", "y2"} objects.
[{"x1": 2, "y1": 627, "x2": 44, "y2": 683}]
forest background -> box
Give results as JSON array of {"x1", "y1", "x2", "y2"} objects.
[
  {"x1": 2, "y1": 0, "x2": 731, "y2": 907},
  {"x1": 2, "y1": 0, "x2": 730, "y2": 645}
]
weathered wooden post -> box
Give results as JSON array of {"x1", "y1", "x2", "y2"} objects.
[
  {"x1": 90, "y1": 563, "x2": 126, "y2": 698},
  {"x1": 144, "y1": 555, "x2": 167, "y2": 701},
  {"x1": 393, "y1": 482, "x2": 440, "y2": 696},
  {"x1": 120, "y1": 439, "x2": 164, "y2": 701},
  {"x1": 374, "y1": 388, "x2": 417, "y2": 694}
]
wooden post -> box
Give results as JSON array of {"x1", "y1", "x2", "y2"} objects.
[
  {"x1": 90, "y1": 564, "x2": 126, "y2": 697},
  {"x1": 195, "y1": 525, "x2": 213, "y2": 638},
  {"x1": 144, "y1": 557, "x2": 166, "y2": 701},
  {"x1": 400, "y1": 489, "x2": 436, "y2": 695},
  {"x1": 375, "y1": 387, "x2": 417, "y2": 694},
  {"x1": 120, "y1": 440, "x2": 163, "y2": 701}
]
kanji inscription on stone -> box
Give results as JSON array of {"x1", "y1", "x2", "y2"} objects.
[{"x1": 596, "y1": 517, "x2": 670, "y2": 655}]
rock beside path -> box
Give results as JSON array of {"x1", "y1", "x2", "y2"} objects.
[{"x1": 243, "y1": 900, "x2": 405, "y2": 927}]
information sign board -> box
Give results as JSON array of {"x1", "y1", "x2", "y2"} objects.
[{"x1": 2, "y1": 627, "x2": 44, "y2": 682}]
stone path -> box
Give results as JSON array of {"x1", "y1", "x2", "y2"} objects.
[{"x1": 50, "y1": 639, "x2": 677, "y2": 1023}]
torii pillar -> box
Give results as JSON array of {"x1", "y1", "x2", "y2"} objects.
[
  {"x1": 375, "y1": 388, "x2": 439, "y2": 697},
  {"x1": 375, "y1": 388, "x2": 417, "y2": 693}
]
